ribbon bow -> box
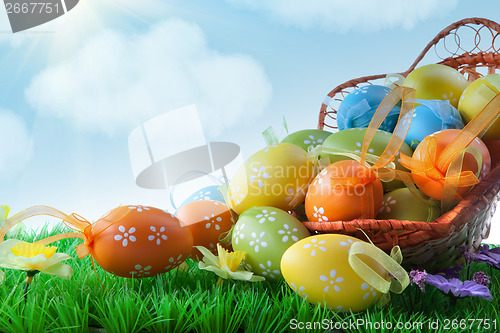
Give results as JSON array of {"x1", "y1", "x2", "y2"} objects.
[{"x1": 330, "y1": 86, "x2": 417, "y2": 218}]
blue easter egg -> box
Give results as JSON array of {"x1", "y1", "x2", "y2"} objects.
[
  {"x1": 180, "y1": 185, "x2": 224, "y2": 207},
  {"x1": 405, "y1": 105, "x2": 443, "y2": 147},
  {"x1": 404, "y1": 100, "x2": 464, "y2": 148},
  {"x1": 337, "y1": 85, "x2": 400, "y2": 133}
]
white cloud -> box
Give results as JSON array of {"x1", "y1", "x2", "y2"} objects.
[
  {"x1": 25, "y1": 19, "x2": 272, "y2": 137},
  {"x1": 0, "y1": 110, "x2": 33, "y2": 179},
  {"x1": 226, "y1": 0, "x2": 458, "y2": 32}
]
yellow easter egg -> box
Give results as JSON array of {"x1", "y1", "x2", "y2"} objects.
[
  {"x1": 228, "y1": 143, "x2": 316, "y2": 215},
  {"x1": 281, "y1": 234, "x2": 388, "y2": 312},
  {"x1": 403, "y1": 64, "x2": 469, "y2": 108},
  {"x1": 458, "y1": 73, "x2": 500, "y2": 141}
]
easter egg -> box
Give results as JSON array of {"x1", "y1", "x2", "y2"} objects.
[
  {"x1": 227, "y1": 143, "x2": 316, "y2": 215},
  {"x1": 337, "y1": 85, "x2": 400, "y2": 133},
  {"x1": 175, "y1": 200, "x2": 234, "y2": 260},
  {"x1": 320, "y1": 128, "x2": 413, "y2": 191},
  {"x1": 91, "y1": 205, "x2": 193, "y2": 278},
  {"x1": 404, "y1": 101, "x2": 464, "y2": 148},
  {"x1": 281, "y1": 234, "x2": 388, "y2": 312},
  {"x1": 376, "y1": 188, "x2": 441, "y2": 222},
  {"x1": 410, "y1": 129, "x2": 491, "y2": 200},
  {"x1": 232, "y1": 206, "x2": 310, "y2": 281},
  {"x1": 179, "y1": 185, "x2": 224, "y2": 207},
  {"x1": 458, "y1": 73, "x2": 500, "y2": 141},
  {"x1": 305, "y1": 160, "x2": 384, "y2": 221},
  {"x1": 403, "y1": 64, "x2": 469, "y2": 108},
  {"x1": 281, "y1": 129, "x2": 333, "y2": 151}
]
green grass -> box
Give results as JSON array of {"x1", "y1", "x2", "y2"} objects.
[{"x1": 0, "y1": 225, "x2": 499, "y2": 333}]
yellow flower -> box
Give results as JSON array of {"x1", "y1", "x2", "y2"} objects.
[
  {"x1": 0, "y1": 239, "x2": 73, "y2": 280},
  {"x1": 196, "y1": 244, "x2": 264, "y2": 282}
]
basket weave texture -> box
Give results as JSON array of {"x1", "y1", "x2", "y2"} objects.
[{"x1": 307, "y1": 17, "x2": 500, "y2": 270}]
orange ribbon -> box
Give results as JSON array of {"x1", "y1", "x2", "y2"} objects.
[
  {"x1": 330, "y1": 86, "x2": 417, "y2": 218},
  {"x1": 399, "y1": 91, "x2": 500, "y2": 206}
]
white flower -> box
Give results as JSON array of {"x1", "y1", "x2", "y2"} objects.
[
  {"x1": 320, "y1": 269, "x2": 344, "y2": 292},
  {"x1": 130, "y1": 264, "x2": 152, "y2": 278},
  {"x1": 290, "y1": 282, "x2": 309, "y2": 298},
  {"x1": 278, "y1": 224, "x2": 299, "y2": 243},
  {"x1": 361, "y1": 282, "x2": 377, "y2": 300},
  {"x1": 0, "y1": 240, "x2": 73, "y2": 280},
  {"x1": 264, "y1": 144, "x2": 279, "y2": 153},
  {"x1": 339, "y1": 238, "x2": 354, "y2": 247},
  {"x1": 379, "y1": 196, "x2": 397, "y2": 214},
  {"x1": 164, "y1": 254, "x2": 185, "y2": 271},
  {"x1": 303, "y1": 135, "x2": 324, "y2": 149},
  {"x1": 313, "y1": 206, "x2": 329, "y2": 222},
  {"x1": 229, "y1": 186, "x2": 245, "y2": 206},
  {"x1": 249, "y1": 231, "x2": 268, "y2": 253},
  {"x1": 249, "y1": 166, "x2": 270, "y2": 188},
  {"x1": 255, "y1": 209, "x2": 277, "y2": 223},
  {"x1": 258, "y1": 260, "x2": 280, "y2": 279},
  {"x1": 232, "y1": 224, "x2": 245, "y2": 245},
  {"x1": 148, "y1": 226, "x2": 168, "y2": 245},
  {"x1": 193, "y1": 190, "x2": 212, "y2": 201},
  {"x1": 128, "y1": 205, "x2": 150, "y2": 213},
  {"x1": 204, "y1": 214, "x2": 222, "y2": 230},
  {"x1": 114, "y1": 226, "x2": 137, "y2": 247},
  {"x1": 302, "y1": 238, "x2": 327, "y2": 256},
  {"x1": 285, "y1": 186, "x2": 304, "y2": 203}
]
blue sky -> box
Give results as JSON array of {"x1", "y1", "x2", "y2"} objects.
[{"x1": 1, "y1": 0, "x2": 500, "y2": 242}]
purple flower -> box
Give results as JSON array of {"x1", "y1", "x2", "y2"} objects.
[
  {"x1": 433, "y1": 266, "x2": 463, "y2": 279},
  {"x1": 473, "y1": 271, "x2": 490, "y2": 286},
  {"x1": 459, "y1": 246, "x2": 477, "y2": 265},
  {"x1": 426, "y1": 274, "x2": 492, "y2": 300},
  {"x1": 409, "y1": 270, "x2": 427, "y2": 292},
  {"x1": 474, "y1": 245, "x2": 500, "y2": 269}
]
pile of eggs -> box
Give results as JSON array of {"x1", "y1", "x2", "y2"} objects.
[{"x1": 70, "y1": 64, "x2": 498, "y2": 314}]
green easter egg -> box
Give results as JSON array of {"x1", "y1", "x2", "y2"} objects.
[
  {"x1": 281, "y1": 129, "x2": 333, "y2": 151},
  {"x1": 232, "y1": 206, "x2": 311, "y2": 281},
  {"x1": 320, "y1": 128, "x2": 413, "y2": 191},
  {"x1": 376, "y1": 188, "x2": 441, "y2": 222}
]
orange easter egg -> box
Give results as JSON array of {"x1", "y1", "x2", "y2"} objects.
[
  {"x1": 91, "y1": 205, "x2": 193, "y2": 278},
  {"x1": 175, "y1": 200, "x2": 234, "y2": 260},
  {"x1": 305, "y1": 160, "x2": 383, "y2": 221},
  {"x1": 411, "y1": 129, "x2": 491, "y2": 200}
]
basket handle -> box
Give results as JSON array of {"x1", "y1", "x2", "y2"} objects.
[{"x1": 405, "y1": 17, "x2": 500, "y2": 74}]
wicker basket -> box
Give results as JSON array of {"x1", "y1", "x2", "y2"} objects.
[{"x1": 305, "y1": 17, "x2": 500, "y2": 270}]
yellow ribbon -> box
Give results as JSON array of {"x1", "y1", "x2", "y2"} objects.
[{"x1": 0, "y1": 205, "x2": 130, "y2": 259}]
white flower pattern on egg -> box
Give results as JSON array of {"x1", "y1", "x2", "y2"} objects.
[
  {"x1": 264, "y1": 144, "x2": 279, "y2": 153},
  {"x1": 302, "y1": 238, "x2": 327, "y2": 256},
  {"x1": 130, "y1": 264, "x2": 151, "y2": 278},
  {"x1": 361, "y1": 282, "x2": 377, "y2": 300},
  {"x1": 204, "y1": 214, "x2": 222, "y2": 230},
  {"x1": 313, "y1": 206, "x2": 329, "y2": 222},
  {"x1": 259, "y1": 260, "x2": 280, "y2": 279},
  {"x1": 193, "y1": 190, "x2": 211, "y2": 201},
  {"x1": 128, "y1": 205, "x2": 150, "y2": 213},
  {"x1": 164, "y1": 254, "x2": 184, "y2": 271},
  {"x1": 339, "y1": 239, "x2": 354, "y2": 247},
  {"x1": 290, "y1": 282, "x2": 309, "y2": 298},
  {"x1": 379, "y1": 196, "x2": 397, "y2": 214},
  {"x1": 114, "y1": 226, "x2": 137, "y2": 247},
  {"x1": 303, "y1": 135, "x2": 324, "y2": 150},
  {"x1": 232, "y1": 223, "x2": 245, "y2": 245},
  {"x1": 255, "y1": 209, "x2": 277, "y2": 224},
  {"x1": 148, "y1": 226, "x2": 168, "y2": 245},
  {"x1": 285, "y1": 186, "x2": 304, "y2": 202},
  {"x1": 230, "y1": 186, "x2": 245, "y2": 206},
  {"x1": 249, "y1": 166, "x2": 270, "y2": 188},
  {"x1": 278, "y1": 224, "x2": 299, "y2": 243},
  {"x1": 249, "y1": 231, "x2": 268, "y2": 253},
  {"x1": 320, "y1": 269, "x2": 344, "y2": 292}
]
